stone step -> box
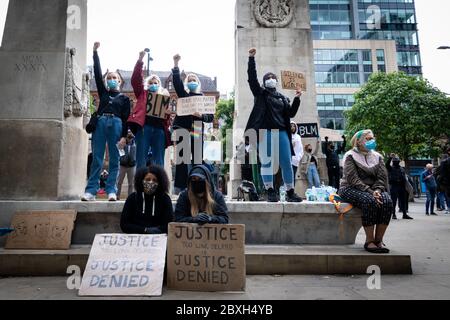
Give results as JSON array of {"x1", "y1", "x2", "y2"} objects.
[{"x1": 0, "y1": 245, "x2": 412, "y2": 276}]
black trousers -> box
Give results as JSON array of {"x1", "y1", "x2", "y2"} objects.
[
  {"x1": 390, "y1": 184, "x2": 407, "y2": 215},
  {"x1": 327, "y1": 166, "x2": 340, "y2": 190}
]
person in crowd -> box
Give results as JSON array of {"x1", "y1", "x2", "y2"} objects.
[
  {"x1": 290, "y1": 122, "x2": 303, "y2": 187},
  {"x1": 174, "y1": 165, "x2": 228, "y2": 224},
  {"x1": 324, "y1": 135, "x2": 346, "y2": 190},
  {"x1": 300, "y1": 140, "x2": 321, "y2": 189},
  {"x1": 171, "y1": 54, "x2": 214, "y2": 192},
  {"x1": 116, "y1": 130, "x2": 137, "y2": 200},
  {"x1": 128, "y1": 50, "x2": 172, "y2": 169},
  {"x1": 245, "y1": 48, "x2": 303, "y2": 202},
  {"x1": 121, "y1": 165, "x2": 173, "y2": 234},
  {"x1": 338, "y1": 130, "x2": 393, "y2": 253},
  {"x1": 437, "y1": 148, "x2": 450, "y2": 213},
  {"x1": 421, "y1": 163, "x2": 438, "y2": 216},
  {"x1": 82, "y1": 42, "x2": 131, "y2": 202},
  {"x1": 386, "y1": 154, "x2": 413, "y2": 220}
]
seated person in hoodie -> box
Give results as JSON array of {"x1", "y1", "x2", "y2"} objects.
[
  {"x1": 174, "y1": 165, "x2": 229, "y2": 225},
  {"x1": 121, "y1": 165, "x2": 173, "y2": 234}
]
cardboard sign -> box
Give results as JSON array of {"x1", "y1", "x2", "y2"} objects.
[
  {"x1": 167, "y1": 223, "x2": 246, "y2": 292},
  {"x1": 203, "y1": 141, "x2": 222, "y2": 162},
  {"x1": 79, "y1": 234, "x2": 167, "y2": 296},
  {"x1": 281, "y1": 70, "x2": 307, "y2": 91},
  {"x1": 146, "y1": 92, "x2": 170, "y2": 119},
  {"x1": 5, "y1": 210, "x2": 77, "y2": 250},
  {"x1": 176, "y1": 96, "x2": 216, "y2": 116},
  {"x1": 297, "y1": 123, "x2": 319, "y2": 138}
]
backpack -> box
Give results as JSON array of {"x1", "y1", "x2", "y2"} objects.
[{"x1": 237, "y1": 180, "x2": 260, "y2": 201}]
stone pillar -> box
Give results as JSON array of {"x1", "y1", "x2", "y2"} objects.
[
  {"x1": 0, "y1": 0, "x2": 88, "y2": 200},
  {"x1": 230, "y1": 0, "x2": 322, "y2": 198}
]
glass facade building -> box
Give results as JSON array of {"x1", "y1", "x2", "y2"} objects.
[{"x1": 310, "y1": 0, "x2": 422, "y2": 130}]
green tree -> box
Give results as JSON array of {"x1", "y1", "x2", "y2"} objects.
[
  {"x1": 344, "y1": 72, "x2": 450, "y2": 166},
  {"x1": 215, "y1": 96, "x2": 235, "y2": 174}
]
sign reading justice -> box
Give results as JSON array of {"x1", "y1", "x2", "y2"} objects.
[
  {"x1": 281, "y1": 70, "x2": 307, "y2": 91},
  {"x1": 79, "y1": 234, "x2": 167, "y2": 296},
  {"x1": 146, "y1": 92, "x2": 171, "y2": 119},
  {"x1": 176, "y1": 96, "x2": 216, "y2": 116},
  {"x1": 167, "y1": 223, "x2": 246, "y2": 292}
]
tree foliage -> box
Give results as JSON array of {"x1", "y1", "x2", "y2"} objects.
[{"x1": 344, "y1": 72, "x2": 450, "y2": 162}]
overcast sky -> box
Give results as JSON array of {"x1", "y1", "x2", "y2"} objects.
[{"x1": 1, "y1": 0, "x2": 450, "y2": 94}]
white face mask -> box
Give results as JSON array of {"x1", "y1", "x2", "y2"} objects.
[{"x1": 265, "y1": 78, "x2": 277, "y2": 89}]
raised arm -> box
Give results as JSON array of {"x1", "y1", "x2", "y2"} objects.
[
  {"x1": 172, "y1": 54, "x2": 189, "y2": 98},
  {"x1": 288, "y1": 90, "x2": 302, "y2": 117},
  {"x1": 248, "y1": 48, "x2": 263, "y2": 97},
  {"x1": 131, "y1": 51, "x2": 146, "y2": 98},
  {"x1": 93, "y1": 42, "x2": 107, "y2": 96}
]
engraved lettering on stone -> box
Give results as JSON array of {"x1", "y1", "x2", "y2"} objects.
[
  {"x1": 254, "y1": 0, "x2": 294, "y2": 28},
  {"x1": 15, "y1": 55, "x2": 47, "y2": 73}
]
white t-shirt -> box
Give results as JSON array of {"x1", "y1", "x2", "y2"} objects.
[{"x1": 291, "y1": 133, "x2": 304, "y2": 167}]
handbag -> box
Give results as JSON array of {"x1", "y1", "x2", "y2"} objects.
[{"x1": 85, "y1": 112, "x2": 99, "y2": 134}]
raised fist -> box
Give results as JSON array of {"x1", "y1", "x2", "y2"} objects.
[
  {"x1": 93, "y1": 42, "x2": 100, "y2": 51},
  {"x1": 139, "y1": 51, "x2": 146, "y2": 61},
  {"x1": 173, "y1": 54, "x2": 181, "y2": 64},
  {"x1": 249, "y1": 48, "x2": 256, "y2": 57}
]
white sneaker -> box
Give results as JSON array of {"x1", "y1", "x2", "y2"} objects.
[
  {"x1": 81, "y1": 193, "x2": 96, "y2": 201},
  {"x1": 108, "y1": 193, "x2": 117, "y2": 201}
]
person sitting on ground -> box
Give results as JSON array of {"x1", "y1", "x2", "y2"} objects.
[
  {"x1": 174, "y1": 165, "x2": 228, "y2": 224},
  {"x1": 338, "y1": 129, "x2": 393, "y2": 254},
  {"x1": 120, "y1": 165, "x2": 173, "y2": 234}
]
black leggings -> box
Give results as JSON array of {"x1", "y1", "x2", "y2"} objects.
[{"x1": 339, "y1": 187, "x2": 393, "y2": 227}]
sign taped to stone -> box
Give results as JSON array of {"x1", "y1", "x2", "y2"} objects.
[
  {"x1": 281, "y1": 70, "x2": 307, "y2": 91},
  {"x1": 167, "y1": 223, "x2": 246, "y2": 292},
  {"x1": 5, "y1": 210, "x2": 77, "y2": 250},
  {"x1": 146, "y1": 92, "x2": 170, "y2": 119},
  {"x1": 79, "y1": 234, "x2": 167, "y2": 296},
  {"x1": 176, "y1": 96, "x2": 216, "y2": 116},
  {"x1": 297, "y1": 123, "x2": 319, "y2": 138}
]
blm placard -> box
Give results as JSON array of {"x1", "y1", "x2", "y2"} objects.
[
  {"x1": 167, "y1": 223, "x2": 246, "y2": 292},
  {"x1": 5, "y1": 210, "x2": 77, "y2": 250},
  {"x1": 146, "y1": 92, "x2": 171, "y2": 119},
  {"x1": 176, "y1": 96, "x2": 216, "y2": 116},
  {"x1": 281, "y1": 70, "x2": 307, "y2": 91},
  {"x1": 79, "y1": 234, "x2": 167, "y2": 296}
]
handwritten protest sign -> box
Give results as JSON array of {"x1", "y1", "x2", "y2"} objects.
[
  {"x1": 146, "y1": 92, "x2": 171, "y2": 119},
  {"x1": 5, "y1": 210, "x2": 77, "y2": 250},
  {"x1": 176, "y1": 96, "x2": 216, "y2": 116},
  {"x1": 79, "y1": 234, "x2": 167, "y2": 296},
  {"x1": 281, "y1": 70, "x2": 307, "y2": 91},
  {"x1": 203, "y1": 141, "x2": 222, "y2": 162},
  {"x1": 167, "y1": 223, "x2": 246, "y2": 292}
]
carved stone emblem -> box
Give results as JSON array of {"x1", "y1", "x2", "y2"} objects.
[
  {"x1": 254, "y1": 0, "x2": 295, "y2": 28},
  {"x1": 64, "y1": 48, "x2": 90, "y2": 118}
]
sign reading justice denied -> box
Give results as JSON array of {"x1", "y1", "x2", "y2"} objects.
[
  {"x1": 281, "y1": 70, "x2": 307, "y2": 91},
  {"x1": 176, "y1": 96, "x2": 216, "y2": 116},
  {"x1": 79, "y1": 234, "x2": 167, "y2": 297},
  {"x1": 167, "y1": 223, "x2": 246, "y2": 292}
]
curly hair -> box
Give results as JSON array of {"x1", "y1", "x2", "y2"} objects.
[{"x1": 134, "y1": 165, "x2": 170, "y2": 195}]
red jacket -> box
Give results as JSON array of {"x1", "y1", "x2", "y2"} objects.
[{"x1": 127, "y1": 61, "x2": 172, "y2": 148}]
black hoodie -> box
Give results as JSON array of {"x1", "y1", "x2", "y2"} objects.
[
  {"x1": 174, "y1": 165, "x2": 229, "y2": 224},
  {"x1": 121, "y1": 192, "x2": 173, "y2": 234}
]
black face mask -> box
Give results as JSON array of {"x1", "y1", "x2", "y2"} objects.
[
  {"x1": 191, "y1": 180, "x2": 206, "y2": 194},
  {"x1": 307, "y1": 149, "x2": 313, "y2": 153},
  {"x1": 393, "y1": 161, "x2": 401, "y2": 167}
]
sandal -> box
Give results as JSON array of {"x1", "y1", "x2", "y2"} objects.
[
  {"x1": 364, "y1": 241, "x2": 383, "y2": 253},
  {"x1": 374, "y1": 241, "x2": 390, "y2": 254}
]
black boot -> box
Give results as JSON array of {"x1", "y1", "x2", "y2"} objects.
[
  {"x1": 403, "y1": 214, "x2": 413, "y2": 220},
  {"x1": 267, "y1": 188, "x2": 279, "y2": 202},
  {"x1": 286, "y1": 189, "x2": 303, "y2": 202},
  {"x1": 392, "y1": 213, "x2": 397, "y2": 220}
]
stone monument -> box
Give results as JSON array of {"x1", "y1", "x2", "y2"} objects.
[
  {"x1": 230, "y1": 0, "x2": 322, "y2": 198},
  {"x1": 0, "y1": 0, "x2": 88, "y2": 200}
]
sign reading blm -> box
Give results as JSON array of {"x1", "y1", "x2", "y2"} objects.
[
  {"x1": 167, "y1": 223, "x2": 246, "y2": 292},
  {"x1": 281, "y1": 70, "x2": 307, "y2": 91},
  {"x1": 176, "y1": 96, "x2": 216, "y2": 116},
  {"x1": 146, "y1": 93, "x2": 171, "y2": 119},
  {"x1": 297, "y1": 123, "x2": 319, "y2": 138},
  {"x1": 79, "y1": 234, "x2": 167, "y2": 296}
]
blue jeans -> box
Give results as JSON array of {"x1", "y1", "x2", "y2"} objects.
[
  {"x1": 437, "y1": 191, "x2": 450, "y2": 210},
  {"x1": 259, "y1": 130, "x2": 294, "y2": 189},
  {"x1": 135, "y1": 124, "x2": 166, "y2": 169},
  {"x1": 426, "y1": 187, "x2": 437, "y2": 214},
  {"x1": 85, "y1": 115, "x2": 122, "y2": 195},
  {"x1": 307, "y1": 164, "x2": 321, "y2": 188}
]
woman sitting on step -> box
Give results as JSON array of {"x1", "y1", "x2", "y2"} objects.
[
  {"x1": 174, "y1": 165, "x2": 229, "y2": 225},
  {"x1": 338, "y1": 130, "x2": 393, "y2": 254},
  {"x1": 121, "y1": 165, "x2": 173, "y2": 234}
]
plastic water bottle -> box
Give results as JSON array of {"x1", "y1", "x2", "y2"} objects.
[{"x1": 279, "y1": 186, "x2": 286, "y2": 202}]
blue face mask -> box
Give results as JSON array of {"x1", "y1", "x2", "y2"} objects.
[
  {"x1": 365, "y1": 140, "x2": 377, "y2": 151},
  {"x1": 149, "y1": 84, "x2": 159, "y2": 92},
  {"x1": 187, "y1": 82, "x2": 198, "y2": 92},
  {"x1": 107, "y1": 80, "x2": 119, "y2": 90}
]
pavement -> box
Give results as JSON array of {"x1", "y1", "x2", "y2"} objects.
[{"x1": 0, "y1": 197, "x2": 449, "y2": 300}]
